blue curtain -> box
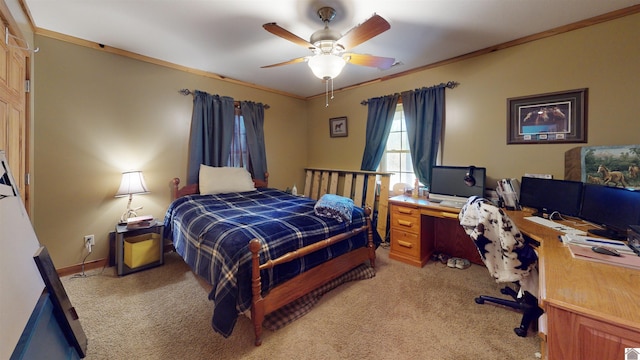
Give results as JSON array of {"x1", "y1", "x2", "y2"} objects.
[
  {"x1": 360, "y1": 94, "x2": 400, "y2": 171},
  {"x1": 401, "y1": 85, "x2": 445, "y2": 186},
  {"x1": 240, "y1": 101, "x2": 268, "y2": 181},
  {"x1": 227, "y1": 114, "x2": 248, "y2": 168},
  {"x1": 186, "y1": 91, "x2": 236, "y2": 184}
]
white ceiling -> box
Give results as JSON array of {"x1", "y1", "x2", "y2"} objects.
[{"x1": 24, "y1": 0, "x2": 640, "y2": 98}]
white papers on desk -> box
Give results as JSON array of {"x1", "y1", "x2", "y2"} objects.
[
  {"x1": 561, "y1": 235, "x2": 640, "y2": 270},
  {"x1": 560, "y1": 234, "x2": 635, "y2": 255},
  {"x1": 525, "y1": 216, "x2": 587, "y2": 235}
]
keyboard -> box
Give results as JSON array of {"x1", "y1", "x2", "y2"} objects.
[
  {"x1": 439, "y1": 200, "x2": 466, "y2": 209},
  {"x1": 524, "y1": 216, "x2": 587, "y2": 235}
]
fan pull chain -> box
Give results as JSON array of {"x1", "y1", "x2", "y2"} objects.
[
  {"x1": 331, "y1": 78, "x2": 335, "y2": 100},
  {"x1": 325, "y1": 79, "x2": 329, "y2": 107},
  {"x1": 323, "y1": 78, "x2": 337, "y2": 107}
]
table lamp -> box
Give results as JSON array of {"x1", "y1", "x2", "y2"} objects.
[{"x1": 115, "y1": 170, "x2": 149, "y2": 224}]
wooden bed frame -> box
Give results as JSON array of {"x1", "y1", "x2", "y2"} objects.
[
  {"x1": 170, "y1": 174, "x2": 376, "y2": 346},
  {"x1": 303, "y1": 167, "x2": 392, "y2": 242}
]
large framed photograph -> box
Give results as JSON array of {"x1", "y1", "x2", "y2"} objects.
[
  {"x1": 507, "y1": 88, "x2": 587, "y2": 144},
  {"x1": 329, "y1": 117, "x2": 348, "y2": 137}
]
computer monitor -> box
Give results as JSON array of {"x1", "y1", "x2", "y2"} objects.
[
  {"x1": 579, "y1": 184, "x2": 640, "y2": 240},
  {"x1": 429, "y1": 166, "x2": 486, "y2": 201},
  {"x1": 518, "y1": 177, "x2": 583, "y2": 217}
]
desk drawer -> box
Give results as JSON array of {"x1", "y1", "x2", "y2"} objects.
[
  {"x1": 391, "y1": 214, "x2": 420, "y2": 231},
  {"x1": 391, "y1": 205, "x2": 420, "y2": 219},
  {"x1": 390, "y1": 229, "x2": 420, "y2": 258}
]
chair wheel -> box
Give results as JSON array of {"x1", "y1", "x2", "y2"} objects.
[
  {"x1": 475, "y1": 297, "x2": 484, "y2": 304},
  {"x1": 500, "y1": 288, "x2": 510, "y2": 295},
  {"x1": 514, "y1": 327, "x2": 527, "y2": 337}
]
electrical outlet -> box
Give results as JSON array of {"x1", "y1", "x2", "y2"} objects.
[
  {"x1": 84, "y1": 234, "x2": 95, "y2": 245},
  {"x1": 84, "y1": 234, "x2": 95, "y2": 249}
]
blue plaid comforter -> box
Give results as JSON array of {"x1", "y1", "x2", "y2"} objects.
[{"x1": 163, "y1": 188, "x2": 374, "y2": 337}]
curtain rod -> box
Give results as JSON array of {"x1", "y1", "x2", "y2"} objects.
[
  {"x1": 360, "y1": 81, "x2": 459, "y2": 105},
  {"x1": 178, "y1": 89, "x2": 270, "y2": 109}
]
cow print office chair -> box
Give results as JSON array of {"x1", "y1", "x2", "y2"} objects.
[{"x1": 458, "y1": 196, "x2": 544, "y2": 337}]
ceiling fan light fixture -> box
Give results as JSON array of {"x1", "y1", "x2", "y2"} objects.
[
  {"x1": 308, "y1": 53, "x2": 346, "y2": 80},
  {"x1": 313, "y1": 39, "x2": 340, "y2": 53},
  {"x1": 310, "y1": 28, "x2": 341, "y2": 45}
]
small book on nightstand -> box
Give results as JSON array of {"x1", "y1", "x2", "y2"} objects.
[{"x1": 126, "y1": 215, "x2": 155, "y2": 229}]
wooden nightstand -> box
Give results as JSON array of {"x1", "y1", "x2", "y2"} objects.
[{"x1": 115, "y1": 220, "x2": 164, "y2": 276}]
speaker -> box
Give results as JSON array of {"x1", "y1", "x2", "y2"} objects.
[{"x1": 464, "y1": 166, "x2": 476, "y2": 187}]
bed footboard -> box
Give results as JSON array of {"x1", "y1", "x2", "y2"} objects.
[{"x1": 249, "y1": 208, "x2": 375, "y2": 346}]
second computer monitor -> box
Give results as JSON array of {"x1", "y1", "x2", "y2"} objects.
[
  {"x1": 518, "y1": 177, "x2": 583, "y2": 217},
  {"x1": 579, "y1": 184, "x2": 640, "y2": 240}
]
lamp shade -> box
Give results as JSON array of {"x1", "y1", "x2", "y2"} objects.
[
  {"x1": 308, "y1": 54, "x2": 346, "y2": 80},
  {"x1": 115, "y1": 171, "x2": 149, "y2": 197}
]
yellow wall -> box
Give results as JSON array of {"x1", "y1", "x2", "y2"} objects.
[
  {"x1": 32, "y1": 13, "x2": 639, "y2": 269},
  {"x1": 33, "y1": 36, "x2": 308, "y2": 268},
  {"x1": 306, "y1": 13, "x2": 640, "y2": 184}
]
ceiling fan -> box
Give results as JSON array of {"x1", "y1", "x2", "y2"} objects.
[{"x1": 261, "y1": 6, "x2": 395, "y2": 80}]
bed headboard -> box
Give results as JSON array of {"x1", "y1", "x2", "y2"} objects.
[
  {"x1": 302, "y1": 167, "x2": 392, "y2": 242},
  {"x1": 171, "y1": 173, "x2": 269, "y2": 200}
]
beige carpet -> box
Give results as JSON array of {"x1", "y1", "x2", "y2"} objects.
[{"x1": 62, "y1": 247, "x2": 541, "y2": 359}]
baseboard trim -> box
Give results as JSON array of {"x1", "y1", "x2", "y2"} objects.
[
  {"x1": 57, "y1": 258, "x2": 109, "y2": 277},
  {"x1": 57, "y1": 245, "x2": 176, "y2": 277}
]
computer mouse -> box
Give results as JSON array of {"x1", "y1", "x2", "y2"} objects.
[{"x1": 591, "y1": 246, "x2": 621, "y2": 257}]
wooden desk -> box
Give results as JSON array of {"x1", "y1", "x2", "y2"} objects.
[
  {"x1": 507, "y1": 209, "x2": 640, "y2": 360},
  {"x1": 389, "y1": 195, "x2": 640, "y2": 358},
  {"x1": 388, "y1": 195, "x2": 482, "y2": 267}
]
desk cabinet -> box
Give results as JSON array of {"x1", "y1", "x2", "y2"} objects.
[
  {"x1": 389, "y1": 203, "x2": 430, "y2": 267},
  {"x1": 389, "y1": 198, "x2": 482, "y2": 267},
  {"x1": 546, "y1": 303, "x2": 640, "y2": 359}
]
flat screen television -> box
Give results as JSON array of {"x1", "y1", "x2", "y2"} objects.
[
  {"x1": 518, "y1": 177, "x2": 583, "y2": 217},
  {"x1": 579, "y1": 184, "x2": 640, "y2": 240},
  {"x1": 429, "y1": 166, "x2": 486, "y2": 201}
]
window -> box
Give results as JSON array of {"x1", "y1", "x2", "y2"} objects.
[
  {"x1": 378, "y1": 104, "x2": 417, "y2": 187},
  {"x1": 227, "y1": 113, "x2": 249, "y2": 168}
]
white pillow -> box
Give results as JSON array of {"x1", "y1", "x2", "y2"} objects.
[{"x1": 199, "y1": 164, "x2": 256, "y2": 194}]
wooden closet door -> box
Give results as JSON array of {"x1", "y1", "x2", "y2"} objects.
[{"x1": 0, "y1": 26, "x2": 29, "y2": 211}]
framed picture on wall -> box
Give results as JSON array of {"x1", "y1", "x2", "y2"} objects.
[
  {"x1": 507, "y1": 88, "x2": 587, "y2": 144},
  {"x1": 329, "y1": 117, "x2": 348, "y2": 138}
]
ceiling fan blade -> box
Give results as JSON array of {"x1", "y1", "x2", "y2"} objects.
[
  {"x1": 337, "y1": 14, "x2": 390, "y2": 51},
  {"x1": 345, "y1": 53, "x2": 395, "y2": 70},
  {"x1": 263, "y1": 23, "x2": 315, "y2": 49},
  {"x1": 261, "y1": 56, "x2": 309, "y2": 68}
]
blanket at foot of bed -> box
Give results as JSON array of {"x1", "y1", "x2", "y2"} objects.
[{"x1": 263, "y1": 263, "x2": 375, "y2": 330}]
